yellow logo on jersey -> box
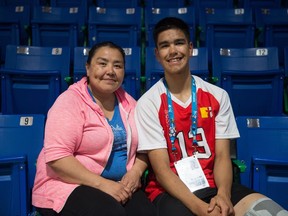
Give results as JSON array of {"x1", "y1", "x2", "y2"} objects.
[{"x1": 200, "y1": 107, "x2": 213, "y2": 118}]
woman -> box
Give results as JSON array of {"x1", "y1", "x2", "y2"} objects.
[{"x1": 32, "y1": 41, "x2": 155, "y2": 216}]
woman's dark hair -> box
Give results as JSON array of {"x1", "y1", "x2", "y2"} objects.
[
  {"x1": 153, "y1": 17, "x2": 191, "y2": 45},
  {"x1": 86, "y1": 41, "x2": 126, "y2": 66}
]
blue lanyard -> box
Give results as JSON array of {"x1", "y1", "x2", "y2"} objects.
[
  {"x1": 87, "y1": 86, "x2": 97, "y2": 103},
  {"x1": 163, "y1": 77, "x2": 198, "y2": 156}
]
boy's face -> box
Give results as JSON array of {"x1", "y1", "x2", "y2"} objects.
[{"x1": 155, "y1": 28, "x2": 193, "y2": 76}]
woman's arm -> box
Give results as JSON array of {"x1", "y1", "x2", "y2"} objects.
[{"x1": 48, "y1": 155, "x2": 132, "y2": 204}]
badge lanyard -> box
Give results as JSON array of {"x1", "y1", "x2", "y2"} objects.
[{"x1": 163, "y1": 77, "x2": 198, "y2": 161}]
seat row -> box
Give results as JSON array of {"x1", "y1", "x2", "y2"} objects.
[
  {"x1": 0, "y1": 0, "x2": 287, "y2": 9},
  {"x1": 1, "y1": 4, "x2": 288, "y2": 66},
  {"x1": 1, "y1": 113, "x2": 288, "y2": 215},
  {"x1": 0, "y1": 45, "x2": 288, "y2": 117}
]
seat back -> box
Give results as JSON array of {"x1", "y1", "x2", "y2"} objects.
[
  {"x1": 1, "y1": 45, "x2": 70, "y2": 115},
  {"x1": 212, "y1": 47, "x2": 284, "y2": 116},
  {"x1": 73, "y1": 46, "x2": 89, "y2": 82},
  {"x1": 255, "y1": 8, "x2": 288, "y2": 68},
  {"x1": 144, "y1": 0, "x2": 188, "y2": 8},
  {"x1": 122, "y1": 47, "x2": 142, "y2": 99},
  {"x1": 96, "y1": 0, "x2": 141, "y2": 8},
  {"x1": 0, "y1": 114, "x2": 45, "y2": 214},
  {"x1": 145, "y1": 46, "x2": 162, "y2": 90},
  {"x1": 0, "y1": 156, "x2": 28, "y2": 216},
  {"x1": 285, "y1": 47, "x2": 288, "y2": 77},
  {"x1": 195, "y1": 0, "x2": 234, "y2": 9},
  {"x1": 189, "y1": 47, "x2": 210, "y2": 82},
  {"x1": 88, "y1": 6, "x2": 142, "y2": 47},
  {"x1": 241, "y1": 0, "x2": 282, "y2": 8},
  {"x1": 236, "y1": 116, "x2": 288, "y2": 209},
  {"x1": 31, "y1": 5, "x2": 86, "y2": 50},
  {"x1": 199, "y1": 8, "x2": 255, "y2": 62},
  {"x1": 145, "y1": 6, "x2": 196, "y2": 46},
  {"x1": 145, "y1": 47, "x2": 210, "y2": 90},
  {"x1": 0, "y1": 5, "x2": 30, "y2": 65}
]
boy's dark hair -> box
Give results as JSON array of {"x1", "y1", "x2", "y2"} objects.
[{"x1": 153, "y1": 17, "x2": 191, "y2": 45}]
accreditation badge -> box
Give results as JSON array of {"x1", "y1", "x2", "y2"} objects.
[{"x1": 174, "y1": 155, "x2": 209, "y2": 192}]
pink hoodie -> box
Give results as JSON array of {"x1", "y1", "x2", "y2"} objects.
[{"x1": 32, "y1": 77, "x2": 138, "y2": 212}]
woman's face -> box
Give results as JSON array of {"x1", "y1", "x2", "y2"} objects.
[{"x1": 86, "y1": 46, "x2": 125, "y2": 94}]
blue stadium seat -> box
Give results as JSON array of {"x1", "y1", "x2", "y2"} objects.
[
  {"x1": 0, "y1": 156, "x2": 28, "y2": 216},
  {"x1": 239, "y1": 0, "x2": 282, "y2": 8},
  {"x1": 31, "y1": 5, "x2": 86, "y2": 51},
  {"x1": 0, "y1": 114, "x2": 45, "y2": 215},
  {"x1": 212, "y1": 47, "x2": 284, "y2": 116},
  {"x1": 145, "y1": 46, "x2": 162, "y2": 90},
  {"x1": 0, "y1": 45, "x2": 70, "y2": 115},
  {"x1": 50, "y1": 0, "x2": 89, "y2": 22},
  {"x1": 255, "y1": 8, "x2": 288, "y2": 69},
  {"x1": 122, "y1": 47, "x2": 142, "y2": 99},
  {"x1": 74, "y1": 46, "x2": 142, "y2": 99},
  {"x1": 199, "y1": 7, "x2": 255, "y2": 63},
  {"x1": 88, "y1": 6, "x2": 142, "y2": 47},
  {"x1": 96, "y1": 0, "x2": 141, "y2": 8},
  {"x1": 195, "y1": 0, "x2": 234, "y2": 9},
  {"x1": 285, "y1": 47, "x2": 288, "y2": 77},
  {"x1": 189, "y1": 47, "x2": 210, "y2": 82},
  {"x1": 0, "y1": 0, "x2": 30, "y2": 6},
  {"x1": 73, "y1": 46, "x2": 90, "y2": 82},
  {"x1": 145, "y1": 6, "x2": 196, "y2": 46},
  {"x1": 50, "y1": 0, "x2": 87, "y2": 7},
  {"x1": 284, "y1": 47, "x2": 288, "y2": 114},
  {"x1": 236, "y1": 116, "x2": 288, "y2": 209},
  {"x1": 144, "y1": 0, "x2": 188, "y2": 8},
  {"x1": 0, "y1": 5, "x2": 30, "y2": 65},
  {"x1": 145, "y1": 47, "x2": 210, "y2": 90}
]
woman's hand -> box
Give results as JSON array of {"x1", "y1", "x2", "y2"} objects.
[
  {"x1": 120, "y1": 169, "x2": 142, "y2": 195},
  {"x1": 98, "y1": 178, "x2": 132, "y2": 204}
]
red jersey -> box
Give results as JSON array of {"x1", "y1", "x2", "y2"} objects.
[{"x1": 136, "y1": 75, "x2": 239, "y2": 201}]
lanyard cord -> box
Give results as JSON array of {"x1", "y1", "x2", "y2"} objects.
[
  {"x1": 87, "y1": 86, "x2": 97, "y2": 103},
  {"x1": 163, "y1": 77, "x2": 198, "y2": 157}
]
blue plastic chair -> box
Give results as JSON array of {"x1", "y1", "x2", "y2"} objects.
[
  {"x1": 0, "y1": 45, "x2": 70, "y2": 115},
  {"x1": 189, "y1": 47, "x2": 210, "y2": 82},
  {"x1": 284, "y1": 47, "x2": 288, "y2": 77},
  {"x1": 74, "y1": 46, "x2": 142, "y2": 99},
  {"x1": 144, "y1": 0, "x2": 188, "y2": 8},
  {"x1": 194, "y1": 0, "x2": 234, "y2": 9},
  {"x1": 255, "y1": 8, "x2": 288, "y2": 69},
  {"x1": 0, "y1": 156, "x2": 28, "y2": 216},
  {"x1": 73, "y1": 46, "x2": 90, "y2": 82},
  {"x1": 88, "y1": 6, "x2": 142, "y2": 47},
  {"x1": 236, "y1": 116, "x2": 288, "y2": 209},
  {"x1": 145, "y1": 6, "x2": 196, "y2": 46},
  {"x1": 199, "y1": 7, "x2": 255, "y2": 63},
  {"x1": 239, "y1": 0, "x2": 282, "y2": 8},
  {"x1": 96, "y1": 0, "x2": 141, "y2": 8},
  {"x1": 0, "y1": 5, "x2": 30, "y2": 65},
  {"x1": 0, "y1": 0, "x2": 30, "y2": 6},
  {"x1": 145, "y1": 47, "x2": 210, "y2": 90},
  {"x1": 31, "y1": 5, "x2": 86, "y2": 51},
  {"x1": 0, "y1": 114, "x2": 45, "y2": 215},
  {"x1": 122, "y1": 46, "x2": 142, "y2": 99},
  {"x1": 212, "y1": 47, "x2": 284, "y2": 116}
]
